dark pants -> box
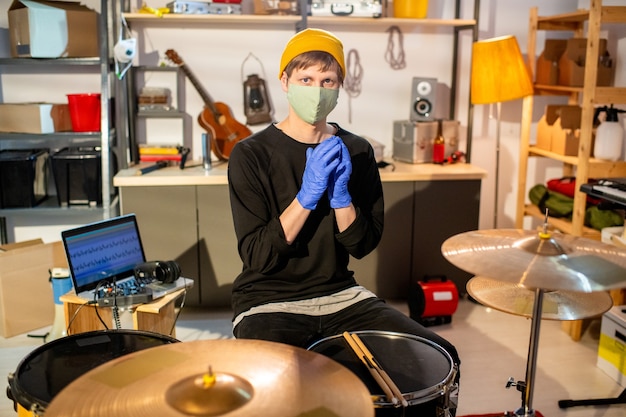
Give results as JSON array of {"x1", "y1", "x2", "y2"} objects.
[{"x1": 234, "y1": 297, "x2": 460, "y2": 416}]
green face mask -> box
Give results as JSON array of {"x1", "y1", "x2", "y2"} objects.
[{"x1": 286, "y1": 84, "x2": 339, "y2": 124}]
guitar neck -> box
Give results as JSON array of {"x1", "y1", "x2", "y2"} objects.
[{"x1": 178, "y1": 63, "x2": 220, "y2": 116}]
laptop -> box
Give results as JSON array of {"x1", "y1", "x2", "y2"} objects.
[{"x1": 61, "y1": 213, "x2": 193, "y2": 304}]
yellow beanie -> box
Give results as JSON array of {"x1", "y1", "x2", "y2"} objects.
[{"x1": 278, "y1": 28, "x2": 345, "y2": 79}]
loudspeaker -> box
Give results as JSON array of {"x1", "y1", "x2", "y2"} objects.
[
  {"x1": 134, "y1": 260, "x2": 181, "y2": 284},
  {"x1": 410, "y1": 77, "x2": 437, "y2": 122}
]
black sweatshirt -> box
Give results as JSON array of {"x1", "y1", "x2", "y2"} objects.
[{"x1": 227, "y1": 123, "x2": 384, "y2": 319}]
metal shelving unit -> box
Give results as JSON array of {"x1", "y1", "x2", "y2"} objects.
[
  {"x1": 0, "y1": 0, "x2": 129, "y2": 243},
  {"x1": 128, "y1": 65, "x2": 188, "y2": 163}
]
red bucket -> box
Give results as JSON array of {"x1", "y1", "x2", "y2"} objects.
[{"x1": 67, "y1": 93, "x2": 101, "y2": 132}]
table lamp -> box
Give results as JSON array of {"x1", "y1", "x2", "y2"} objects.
[{"x1": 471, "y1": 35, "x2": 533, "y2": 228}]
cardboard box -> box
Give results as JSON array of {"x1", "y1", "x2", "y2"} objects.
[
  {"x1": 8, "y1": 0, "x2": 99, "y2": 58},
  {"x1": 536, "y1": 105, "x2": 586, "y2": 156},
  {"x1": 558, "y1": 38, "x2": 615, "y2": 87},
  {"x1": 551, "y1": 105, "x2": 582, "y2": 156},
  {"x1": 0, "y1": 239, "x2": 68, "y2": 338},
  {"x1": 597, "y1": 305, "x2": 626, "y2": 387},
  {"x1": 0, "y1": 103, "x2": 72, "y2": 134},
  {"x1": 536, "y1": 39, "x2": 567, "y2": 85}
]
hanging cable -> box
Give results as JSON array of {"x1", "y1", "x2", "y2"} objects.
[
  {"x1": 385, "y1": 26, "x2": 406, "y2": 70},
  {"x1": 344, "y1": 49, "x2": 363, "y2": 124}
]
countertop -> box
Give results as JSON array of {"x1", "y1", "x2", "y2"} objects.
[{"x1": 113, "y1": 159, "x2": 487, "y2": 187}]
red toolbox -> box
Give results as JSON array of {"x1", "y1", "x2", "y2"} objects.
[{"x1": 408, "y1": 275, "x2": 459, "y2": 326}]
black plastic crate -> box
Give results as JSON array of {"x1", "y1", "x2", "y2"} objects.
[
  {"x1": 0, "y1": 149, "x2": 49, "y2": 208},
  {"x1": 51, "y1": 147, "x2": 102, "y2": 207}
]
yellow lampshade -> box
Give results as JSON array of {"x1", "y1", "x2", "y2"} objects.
[{"x1": 471, "y1": 35, "x2": 533, "y2": 105}]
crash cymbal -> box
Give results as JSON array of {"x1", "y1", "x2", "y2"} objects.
[
  {"x1": 45, "y1": 339, "x2": 374, "y2": 417},
  {"x1": 467, "y1": 276, "x2": 613, "y2": 320},
  {"x1": 442, "y1": 229, "x2": 626, "y2": 292}
]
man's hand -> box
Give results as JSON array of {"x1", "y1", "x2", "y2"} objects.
[
  {"x1": 328, "y1": 140, "x2": 352, "y2": 209},
  {"x1": 296, "y1": 136, "x2": 341, "y2": 210}
]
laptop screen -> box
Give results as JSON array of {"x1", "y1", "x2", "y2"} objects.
[{"x1": 62, "y1": 214, "x2": 146, "y2": 294}]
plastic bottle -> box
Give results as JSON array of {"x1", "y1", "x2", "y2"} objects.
[
  {"x1": 593, "y1": 105, "x2": 626, "y2": 161},
  {"x1": 432, "y1": 120, "x2": 445, "y2": 164}
]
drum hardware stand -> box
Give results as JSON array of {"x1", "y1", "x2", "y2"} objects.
[
  {"x1": 503, "y1": 288, "x2": 545, "y2": 417},
  {"x1": 558, "y1": 388, "x2": 626, "y2": 408},
  {"x1": 442, "y1": 212, "x2": 626, "y2": 417}
]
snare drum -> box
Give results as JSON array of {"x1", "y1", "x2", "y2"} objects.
[
  {"x1": 307, "y1": 330, "x2": 457, "y2": 417},
  {"x1": 7, "y1": 330, "x2": 179, "y2": 416}
]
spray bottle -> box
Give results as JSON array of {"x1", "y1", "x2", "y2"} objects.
[{"x1": 593, "y1": 105, "x2": 626, "y2": 161}]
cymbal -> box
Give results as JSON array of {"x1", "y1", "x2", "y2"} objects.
[
  {"x1": 45, "y1": 339, "x2": 374, "y2": 417},
  {"x1": 442, "y1": 229, "x2": 626, "y2": 292},
  {"x1": 467, "y1": 276, "x2": 613, "y2": 320}
]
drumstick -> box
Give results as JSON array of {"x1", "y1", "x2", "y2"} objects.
[
  {"x1": 350, "y1": 332, "x2": 409, "y2": 408},
  {"x1": 342, "y1": 331, "x2": 401, "y2": 407}
]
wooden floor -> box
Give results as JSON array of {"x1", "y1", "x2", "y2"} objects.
[{"x1": 1, "y1": 297, "x2": 624, "y2": 417}]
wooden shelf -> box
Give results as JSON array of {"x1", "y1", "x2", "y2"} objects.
[
  {"x1": 536, "y1": 6, "x2": 626, "y2": 30},
  {"x1": 528, "y1": 146, "x2": 626, "y2": 178},
  {"x1": 517, "y1": 1, "x2": 626, "y2": 342},
  {"x1": 516, "y1": 1, "x2": 626, "y2": 240},
  {"x1": 122, "y1": 13, "x2": 476, "y2": 29},
  {"x1": 523, "y1": 204, "x2": 600, "y2": 240},
  {"x1": 533, "y1": 85, "x2": 626, "y2": 104}
]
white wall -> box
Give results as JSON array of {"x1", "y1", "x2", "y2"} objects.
[{"x1": 1, "y1": 0, "x2": 624, "y2": 241}]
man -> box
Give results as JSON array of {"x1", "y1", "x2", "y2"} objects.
[{"x1": 228, "y1": 28, "x2": 459, "y2": 415}]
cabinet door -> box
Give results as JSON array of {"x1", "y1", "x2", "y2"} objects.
[
  {"x1": 119, "y1": 186, "x2": 201, "y2": 305},
  {"x1": 412, "y1": 180, "x2": 481, "y2": 294},
  {"x1": 197, "y1": 185, "x2": 240, "y2": 308},
  {"x1": 350, "y1": 182, "x2": 414, "y2": 298}
]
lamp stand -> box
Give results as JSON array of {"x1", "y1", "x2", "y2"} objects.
[{"x1": 494, "y1": 101, "x2": 502, "y2": 229}]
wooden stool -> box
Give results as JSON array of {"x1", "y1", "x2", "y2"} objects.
[{"x1": 60, "y1": 288, "x2": 185, "y2": 338}]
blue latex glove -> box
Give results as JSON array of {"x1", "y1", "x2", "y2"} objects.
[
  {"x1": 328, "y1": 140, "x2": 352, "y2": 209},
  {"x1": 297, "y1": 137, "x2": 341, "y2": 210}
]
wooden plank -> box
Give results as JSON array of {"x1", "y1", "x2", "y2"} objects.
[
  {"x1": 523, "y1": 204, "x2": 600, "y2": 240},
  {"x1": 573, "y1": 0, "x2": 603, "y2": 237},
  {"x1": 594, "y1": 87, "x2": 626, "y2": 104}
]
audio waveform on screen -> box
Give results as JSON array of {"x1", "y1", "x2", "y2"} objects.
[{"x1": 69, "y1": 234, "x2": 143, "y2": 275}]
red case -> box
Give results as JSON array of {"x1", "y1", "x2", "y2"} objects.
[
  {"x1": 408, "y1": 276, "x2": 459, "y2": 325},
  {"x1": 420, "y1": 279, "x2": 458, "y2": 317}
]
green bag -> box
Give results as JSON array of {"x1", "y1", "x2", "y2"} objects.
[
  {"x1": 529, "y1": 184, "x2": 624, "y2": 230},
  {"x1": 585, "y1": 205, "x2": 623, "y2": 230},
  {"x1": 529, "y1": 184, "x2": 573, "y2": 218}
]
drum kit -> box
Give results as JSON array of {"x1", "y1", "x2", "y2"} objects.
[
  {"x1": 441, "y1": 222, "x2": 626, "y2": 417},
  {"x1": 6, "y1": 221, "x2": 626, "y2": 417},
  {"x1": 39, "y1": 338, "x2": 376, "y2": 417},
  {"x1": 9, "y1": 330, "x2": 457, "y2": 417}
]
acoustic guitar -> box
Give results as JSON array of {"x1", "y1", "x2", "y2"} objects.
[{"x1": 165, "y1": 49, "x2": 252, "y2": 161}]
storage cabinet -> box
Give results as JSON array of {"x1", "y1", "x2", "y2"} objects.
[
  {"x1": 515, "y1": 1, "x2": 626, "y2": 240},
  {"x1": 115, "y1": 164, "x2": 485, "y2": 307},
  {"x1": 0, "y1": 0, "x2": 129, "y2": 243}
]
